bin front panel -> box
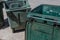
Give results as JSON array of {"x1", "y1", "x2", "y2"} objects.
[
  {"x1": 7, "y1": 11, "x2": 27, "y2": 28},
  {"x1": 7, "y1": 12, "x2": 19, "y2": 28},
  {"x1": 13, "y1": 11, "x2": 27, "y2": 22},
  {"x1": 53, "y1": 27, "x2": 60, "y2": 40},
  {"x1": 26, "y1": 20, "x2": 54, "y2": 40}
]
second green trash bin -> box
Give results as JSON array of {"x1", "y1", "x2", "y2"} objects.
[
  {"x1": 26, "y1": 12, "x2": 60, "y2": 40},
  {"x1": 26, "y1": 4, "x2": 60, "y2": 40},
  {"x1": 5, "y1": 0, "x2": 31, "y2": 32}
]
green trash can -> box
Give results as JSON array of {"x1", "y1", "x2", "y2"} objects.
[
  {"x1": 26, "y1": 12, "x2": 60, "y2": 40},
  {"x1": 0, "y1": 2, "x2": 4, "y2": 28},
  {"x1": 26, "y1": 4, "x2": 60, "y2": 40},
  {"x1": 5, "y1": 0, "x2": 31, "y2": 32}
]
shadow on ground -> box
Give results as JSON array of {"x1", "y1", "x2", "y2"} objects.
[
  {"x1": 14, "y1": 29, "x2": 25, "y2": 33},
  {"x1": 0, "y1": 18, "x2": 25, "y2": 33},
  {"x1": 1, "y1": 18, "x2": 9, "y2": 29}
]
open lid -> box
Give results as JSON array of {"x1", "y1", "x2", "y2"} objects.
[{"x1": 5, "y1": 0, "x2": 30, "y2": 11}]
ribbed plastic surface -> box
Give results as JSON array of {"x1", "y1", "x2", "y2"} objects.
[
  {"x1": 7, "y1": 9, "x2": 30, "y2": 30},
  {"x1": 26, "y1": 4, "x2": 60, "y2": 40},
  {"x1": 26, "y1": 17, "x2": 60, "y2": 40},
  {"x1": 5, "y1": 0, "x2": 31, "y2": 31}
]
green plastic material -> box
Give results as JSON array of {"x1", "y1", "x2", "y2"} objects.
[
  {"x1": 31, "y1": 4, "x2": 60, "y2": 17},
  {"x1": 5, "y1": 0, "x2": 31, "y2": 30},
  {"x1": 26, "y1": 17, "x2": 60, "y2": 40},
  {"x1": 7, "y1": 9, "x2": 30, "y2": 30},
  {"x1": 26, "y1": 4, "x2": 60, "y2": 40}
]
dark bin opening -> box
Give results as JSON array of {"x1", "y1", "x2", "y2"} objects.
[{"x1": 31, "y1": 4, "x2": 43, "y2": 14}]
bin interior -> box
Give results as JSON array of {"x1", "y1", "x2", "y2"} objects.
[
  {"x1": 31, "y1": 4, "x2": 60, "y2": 17},
  {"x1": 5, "y1": 0, "x2": 30, "y2": 10}
]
